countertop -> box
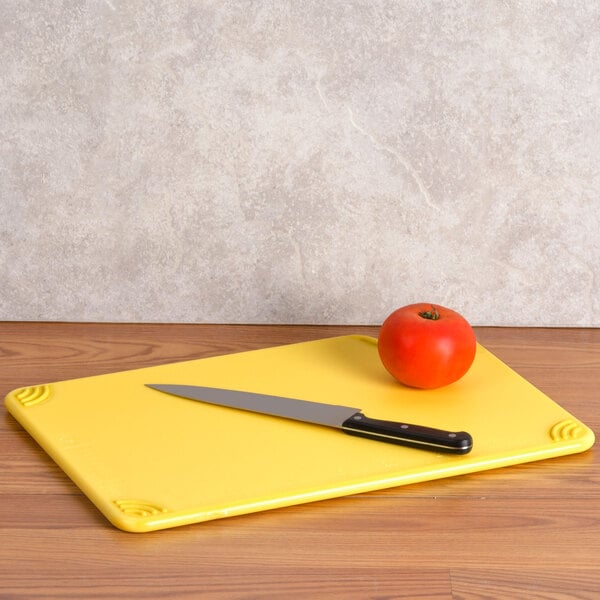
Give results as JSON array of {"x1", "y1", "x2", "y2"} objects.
[{"x1": 1, "y1": 323, "x2": 598, "y2": 599}]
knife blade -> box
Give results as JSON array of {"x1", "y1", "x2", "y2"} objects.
[{"x1": 145, "y1": 384, "x2": 473, "y2": 454}]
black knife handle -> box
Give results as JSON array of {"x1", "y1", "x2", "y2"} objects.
[{"x1": 341, "y1": 412, "x2": 473, "y2": 454}]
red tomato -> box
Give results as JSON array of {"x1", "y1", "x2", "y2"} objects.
[{"x1": 377, "y1": 303, "x2": 476, "y2": 389}]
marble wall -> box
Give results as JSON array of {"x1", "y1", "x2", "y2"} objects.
[{"x1": 2, "y1": 1, "x2": 599, "y2": 326}]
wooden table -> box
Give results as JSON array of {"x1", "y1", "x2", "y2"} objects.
[{"x1": 1, "y1": 323, "x2": 598, "y2": 599}]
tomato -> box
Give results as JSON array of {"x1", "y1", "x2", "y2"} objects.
[{"x1": 377, "y1": 303, "x2": 476, "y2": 389}]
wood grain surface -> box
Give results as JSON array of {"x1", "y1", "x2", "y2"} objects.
[{"x1": 1, "y1": 322, "x2": 598, "y2": 599}]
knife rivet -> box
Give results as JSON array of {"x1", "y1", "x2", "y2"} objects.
[
  {"x1": 353, "y1": 415, "x2": 362, "y2": 420},
  {"x1": 448, "y1": 433, "x2": 457, "y2": 438}
]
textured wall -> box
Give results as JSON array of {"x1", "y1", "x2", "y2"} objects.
[{"x1": 2, "y1": 1, "x2": 599, "y2": 326}]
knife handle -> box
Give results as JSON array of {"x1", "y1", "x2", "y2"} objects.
[{"x1": 341, "y1": 413, "x2": 473, "y2": 454}]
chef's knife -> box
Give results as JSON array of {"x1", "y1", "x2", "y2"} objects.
[{"x1": 146, "y1": 384, "x2": 473, "y2": 454}]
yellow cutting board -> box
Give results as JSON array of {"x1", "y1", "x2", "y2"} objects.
[{"x1": 4, "y1": 335, "x2": 594, "y2": 532}]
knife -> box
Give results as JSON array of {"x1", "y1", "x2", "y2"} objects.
[{"x1": 146, "y1": 384, "x2": 473, "y2": 454}]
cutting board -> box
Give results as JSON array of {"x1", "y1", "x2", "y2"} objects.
[{"x1": 5, "y1": 335, "x2": 594, "y2": 532}]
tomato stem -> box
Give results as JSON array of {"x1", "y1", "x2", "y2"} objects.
[{"x1": 418, "y1": 305, "x2": 440, "y2": 320}]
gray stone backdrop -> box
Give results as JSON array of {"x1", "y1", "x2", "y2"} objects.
[{"x1": 2, "y1": 1, "x2": 599, "y2": 325}]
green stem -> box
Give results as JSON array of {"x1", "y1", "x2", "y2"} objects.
[{"x1": 418, "y1": 305, "x2": 440, "y2": 320}]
